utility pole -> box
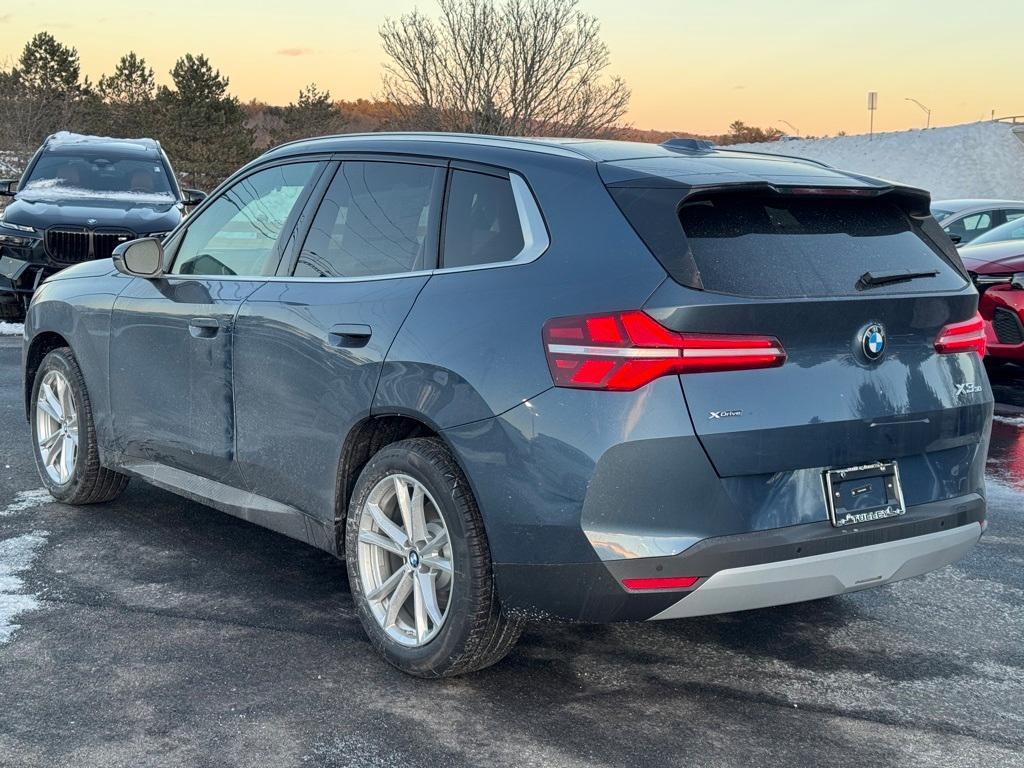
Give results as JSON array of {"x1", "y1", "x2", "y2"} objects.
[
  {"x1": 868, "y1": 92, "x2": 878, "y2": 139},
  {"x1": 778, "y1": 120, "x2": 800, "y2": 136},
  {"x1": 905, "y1": 97, "x2": 932, "y2": 128}
]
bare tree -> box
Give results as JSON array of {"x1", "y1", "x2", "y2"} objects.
[{"x1": 380, "y1": 0, "x2": 630, "y2": 137}]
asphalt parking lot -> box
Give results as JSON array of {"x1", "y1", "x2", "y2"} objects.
[{"x1": 1, "y1": 335, "x2": 1022, "y2": 768}]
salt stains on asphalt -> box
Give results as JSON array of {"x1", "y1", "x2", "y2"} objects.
[
  {"x1": 0, "y1": 488, "x2": 51, "y2": 644},
  {"x1": 2, "y1": 488, "x2": 52, "y2": 516}
]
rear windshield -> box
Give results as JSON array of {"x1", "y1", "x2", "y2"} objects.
[{"x1": 611, "y1": 188, "x2": 968, "y2": 298}]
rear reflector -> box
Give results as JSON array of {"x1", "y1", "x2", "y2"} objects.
[
  {"x1": 621, "y1": 576, "x2": 700, "y2": 591},
  {"x1": 935, "y1": 312, "x2": 987, "y2": 357},
  {"x1": 543, "y1": 310, "x2": 786, "y2": 390}
]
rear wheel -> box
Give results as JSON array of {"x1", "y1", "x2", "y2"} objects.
[
  {"x1": 31, "y1": 348, "x2": 129, "y2": 504},
  {"x1": 345, "y1": 438, "x2": 523, "y2": 677}
]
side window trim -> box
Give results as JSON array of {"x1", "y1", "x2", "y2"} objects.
[
  {"x1": 438, "y1": 167, "x2": 549, "y2": 272},
  {"x1": 167, "y1": 161, "x2": 550, "y2": 282},
  {"x1": 165, "y1": 158, "x2": 328, "y2": 276}
]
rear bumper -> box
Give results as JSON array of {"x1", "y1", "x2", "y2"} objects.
[
  {"x1": 653, "y1": 520, "x2": 981, "y2": 619},
  {"x1": 494, "y1": 493, "x2": 985, "y2": 622}
]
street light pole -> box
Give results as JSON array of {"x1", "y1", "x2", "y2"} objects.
[{"x1": 905, "y1": 97, "x2": 932, "y2": 129}]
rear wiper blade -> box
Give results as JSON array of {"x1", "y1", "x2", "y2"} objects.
[{"x1": 856, "y1": 269, "x2": 939, "y2": 290}]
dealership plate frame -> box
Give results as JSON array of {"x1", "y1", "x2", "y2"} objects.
[{"x1": 823, "y1": 460, "x2": 906, "y2": 528}]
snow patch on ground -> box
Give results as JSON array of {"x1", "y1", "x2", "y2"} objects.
[
  {"x1": 0, "y1": 532, "x2": 48, "y2": 644},
  {"x1": 732, "y1": 121, "x2": 1024, "y2": 200},
  {"x1": 2, "y1": 489, "x2": 52, "y2": 517},
  {"x1": 0, "y1": 322, "x2": 24, "y2": 336},
  {"x1": 994, "y1": 415, "x2": 1024, "y2": 427}
]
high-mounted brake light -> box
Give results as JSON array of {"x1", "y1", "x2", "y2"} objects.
[
  {"x1": 621, "y1": 576, "x2": 700, "y2": 591},
  {"x1": 934, "y1": 313, "x2": 986, "y2": 357},
  {"x1": 542, "y1": 310, "x2": 786, "y2": 391}
]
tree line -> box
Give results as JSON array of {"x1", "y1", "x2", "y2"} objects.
[{"x1": 0, "y1": 0, "x2": 783, "y2": 190}]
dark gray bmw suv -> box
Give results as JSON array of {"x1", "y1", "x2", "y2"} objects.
[{"x1": 21, "y1": 133, "x2": 993, "y2": 677}]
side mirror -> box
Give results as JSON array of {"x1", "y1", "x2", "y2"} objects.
[
  {"x1": 948, "y1": 233, "x2": 963, "y2": 245},
  {"x1": 0, "y1": 180, "x2": 16, "y2": 197},
  {"x1": 182, "y1": 188, "x2": 206, "y2": 207},
  {"x1": 112, "y1": 237, "x2": 166, "y2": 278}
]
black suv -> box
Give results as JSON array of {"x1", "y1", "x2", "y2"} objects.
[{"x1": 0, "y1": 132, "x2": 205, "y2": 320}]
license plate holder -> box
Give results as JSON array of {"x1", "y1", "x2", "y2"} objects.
[{"x1": 823, "y1": 461, "x2": 906, "y2": 528}]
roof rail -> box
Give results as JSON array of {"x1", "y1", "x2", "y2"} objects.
[{"x1": 661, "y1": 137, "x2": 716, "y2": 153}]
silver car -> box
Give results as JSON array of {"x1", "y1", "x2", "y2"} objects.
[{"x1": 931, "y1": 199, "x2": 1024, "y2": 244}]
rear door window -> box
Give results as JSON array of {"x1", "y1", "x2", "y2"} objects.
[
  {"x1": 673, "y1": 193, "x2": 968, "y2": 298},
  {"x1": 295, "y1": 161, "x2": 444, "y2": 278}
]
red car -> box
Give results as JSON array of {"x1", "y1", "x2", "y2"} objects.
[{"x1": 959, "y1": 239, "x2": 1024, "y2": 362}]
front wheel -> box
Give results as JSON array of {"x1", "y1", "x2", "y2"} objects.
[
  {"x1": 31, "y1": 347, "x2": 129, "y2": 504},
  {"x1": 345, "y1": 438, "x2": 523, "y2": 677}
]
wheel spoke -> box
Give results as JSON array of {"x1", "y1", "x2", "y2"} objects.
[
  {"x1": 422, "y1": 555, "x2": 452, "y2": 574},
  {"x1": 38, "y1": 385, "x2": 62, "y2": 423},
  {"x1": 61, "y1": 435, "x2": 75, "y2": 480},
  {"x1": 56, "y1": 376, "x2": 72, "y2": 420},
  {"x1": 408, "y1": 484, "x2": 428, "y2": 544},
  {"x1": 412, "y1": 572, "x2": 428, "y2": 643},
  {"x1": 45, "y1": 436, "x2": 61, "y2": 471},
  {"x1": 416, "y1": 570, "x2": 444, "y2": 627},
  {"x1": 366, "y1": 565, "x2": 407, "y2": 602},
  {"x1": 421, "y1": 529, "x2": 448, "y2": 556},
  {"x1": 384, "y1": 572, "x2": 413, "y2": 628},
  {"x1": 366, "y1": 501, "x2": 408, "y2": 548},
  {"x1": 358, "y1": 529, "x2": 405, "y2": 557},
  {"x1": 393, "y1": 476, "x2": 414, "y2": 539},
  {"x1": 38, "y1": 430, "x2": 61, "y2": 452}
]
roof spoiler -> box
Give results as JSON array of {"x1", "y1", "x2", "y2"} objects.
[{"x1": 661, "y1": 138, "x2": 716, "y2": 153}]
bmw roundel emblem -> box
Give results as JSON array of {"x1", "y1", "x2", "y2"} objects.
[{"x1": 862, "y1": 323, "x2": 886, "y2": 360}]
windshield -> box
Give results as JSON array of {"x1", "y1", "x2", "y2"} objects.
[
  {"x1": 20, "y1": 151, "x2": 176, "y2": 204},
  {"x1": 969, "y1": 217, "x2": 1024, "y2": 246}
]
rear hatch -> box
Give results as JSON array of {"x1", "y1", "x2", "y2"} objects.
[{"x1": 607, "y1": 173, "x2": 991, "y2": 514}]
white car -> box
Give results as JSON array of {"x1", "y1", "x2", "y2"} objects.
[{"x1": 931, "y1": 199, "x2": 1024, "y2": 244}]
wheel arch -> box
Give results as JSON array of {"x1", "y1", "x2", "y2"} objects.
[
  {"x1": 335, "y1": 412, "x2": 460, "y2": 552},
  {"x1": 24, "y1": 330, "x2": 71, "y2": 420}
]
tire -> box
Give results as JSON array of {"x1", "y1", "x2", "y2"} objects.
[
  {"x1": 345, "y1": 437, "x2": 523, "y2": 677},
  {"x1": 30, "y1": 347, "x2": 129, "y2": 504}
]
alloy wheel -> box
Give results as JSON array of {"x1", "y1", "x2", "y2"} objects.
[
  {"x1": 357, "y1": 474, "x2": 454, "y2": 647},
  {"x1": 35, "y1": 370, "x2": 79, "y2": 485}
]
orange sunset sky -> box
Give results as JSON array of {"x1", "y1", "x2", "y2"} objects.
[{"x1": 1, "y1": 0, "x2": 1020, "y2": 136}]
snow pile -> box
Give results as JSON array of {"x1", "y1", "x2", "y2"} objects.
[
  {"x1": 0, "y1": 323, "x2": 24, "y2": 337},
  {"x1": 732, "y1": 121, "x2": 1024, "y2": 200}
]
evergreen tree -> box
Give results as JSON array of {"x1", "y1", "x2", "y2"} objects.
[
  {"x1": 0, "y1": 32, "x2": 88, "y2": 147},
  {"x1": 156, "y1": 54, "x2": 255, "y2": 188},
  {"x1": 98, "y1": 53, "x2": 155, "y2": 105},
  {"x1": 273, "y1": 83, "x2": 347, "y2": 144}
]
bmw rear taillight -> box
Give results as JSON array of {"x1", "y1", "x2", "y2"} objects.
[
  {"x1": 542, "y1": 310, "x2": 786, "y2": 391},
  {"x1": 934, "y1": 312, "x2": 986, "y2": 357}
]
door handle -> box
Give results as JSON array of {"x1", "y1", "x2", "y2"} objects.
[
  {"x1": 189, "y1": 317, "x2": 221, "y2": 339},
  {"x1": 328, "y1": 323, "x2": 372, "y2": 348}
]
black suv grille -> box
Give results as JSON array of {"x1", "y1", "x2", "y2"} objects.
[
  {"x1": 45, "y1": 228, "x2": 134, "y2": 264},
  {"x1": 993, "y1": 307, "x2": 1024, "y2": 345}
]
